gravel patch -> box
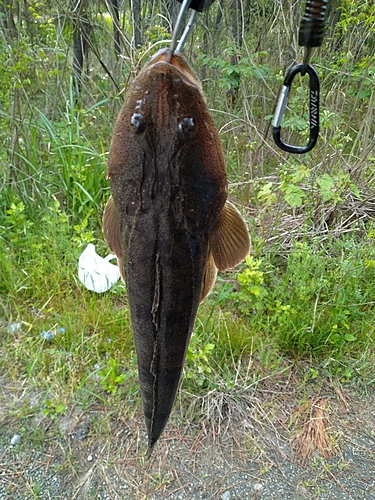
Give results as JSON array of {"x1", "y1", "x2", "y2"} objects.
[{"x1": 1, "y1": 379, "x2": 374, "y2": 499}]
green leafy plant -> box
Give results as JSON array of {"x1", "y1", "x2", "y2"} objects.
[
  {"x1": 185, "y1": 328, "x2": 215, "y2": 388},
  {"x1": 316, "y1": 171, "x2": 360, "y2": 203},
  {"x1": 3, "y1": 199, "x2": 34, "y2": 244},
  {"x1": 198, "y1": 48, "x2": 271, "y2": 92},
  {"x1": 278, "y1": 164, "x2": 311, "y2": 207},
  {"x1": 228, "y1": 239, "x2": 375, "y2": 359},
  {"x1": 254, "y1": 162, "x2": 360, "y2": 209},
  {"x1": 97, "y1": 358, "x2": 127, "y2": 394},
  {"x1": 42, "y1": 399, "x2": 68, "y2": 419},
  {"x1": 230, "y1": 255, "x2": 268, "y2": 314},
  {"x1": 34, "y1": 98, "x2": 108, "y2": 224}
]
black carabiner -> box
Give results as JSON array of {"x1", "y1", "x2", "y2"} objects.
[{"x1": 272, "y1": 63, "x2": 319, "y2": 154}]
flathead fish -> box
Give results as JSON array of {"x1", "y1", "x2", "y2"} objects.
[{"x1": 103, "y1": 48, "x2": 250, "y2": 455}]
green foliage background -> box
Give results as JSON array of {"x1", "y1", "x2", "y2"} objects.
[{"x1": 1, "y1": 0, "x2": 375, "y2": 416}]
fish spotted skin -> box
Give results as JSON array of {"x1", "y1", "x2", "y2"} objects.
[{"x1": 103, "y1": 48, "x2": 250, "y2": 454}]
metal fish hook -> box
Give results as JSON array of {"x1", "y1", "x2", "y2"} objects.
[
  {"x1": 167, "y1": 0, "x2": 194, "y2": 62},
  {"x1": 167, "y1": 0, "x2": 216, "y2": 62},
  {"x1": 272, "y1": 63, "x2": 320, "y2": 155},
  {"x1": 176, "y1": 10, "x2": 199, "y2": 52}
]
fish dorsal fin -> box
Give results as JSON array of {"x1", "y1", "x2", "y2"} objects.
[
  {"x1": 200, "y1": 249, "x2": 218, "y2": 303},
  {"x1": 102, "y1": 196, "x2": 125, "y2": 282},
  {"x1": 208, "y1": 201, "x2": 250, "y2": 272}
]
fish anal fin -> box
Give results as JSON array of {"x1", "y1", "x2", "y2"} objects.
[
  {"x1": 200, "y1": 249, "x2": 218, "y2": 303},
  {"x1": 102, "y1": 196, "x2": 125, "y2": 283},
  {"x1": 209, "y1": 201, "x2": 250, "y2": 272}
]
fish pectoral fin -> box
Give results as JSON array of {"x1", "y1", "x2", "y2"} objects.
[
  {"x1": 200, "y1": 249, "x2": 218, "y2": 303},
  {"x1": 102, "y1": 195, "x2": 122, "y2": 256},
  {"x1": 102, "y1": 196, "x2": 125, "y2": 282},
  {"x1": 209, "y1": 201, "x2": 251, "y2": 272}
]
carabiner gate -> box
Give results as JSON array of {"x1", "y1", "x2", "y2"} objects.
[{"x1": 272, "y1": 63, "x2": 319, "y2": 154}]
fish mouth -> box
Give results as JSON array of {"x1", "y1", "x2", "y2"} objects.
[
  {"x1": 149, "y1": 47, "x2": 182, "y2": 65},
  {"x1": 146, "y1": 48, "x2": 202, "y2": 90}
]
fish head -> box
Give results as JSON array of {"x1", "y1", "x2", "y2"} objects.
[
  {"x1": 108, "y1": 49, "x2": 227, "y2": 232},
  {"x1": 114, "y1": 49, "x2": 204, "y2": 146}
]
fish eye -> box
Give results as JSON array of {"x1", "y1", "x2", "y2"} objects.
[
  {"x1": 130, "y1": 112, "x2": 145, "y2": 133},
  {"x1": 178, "y1": 117, "x2": 195, "y2": 138}
]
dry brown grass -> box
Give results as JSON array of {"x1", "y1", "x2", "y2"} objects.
[
  {"x1": 249, "y1": 187, "x2": 375, "y2": 253},
  {"x1": 2, "y1": 373, "x2": 375, "y2": 499},
  {"x1": 292, "y1": 397, "x2": 334, "y2": 466}
]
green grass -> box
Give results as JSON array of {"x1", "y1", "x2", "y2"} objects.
[
  {"x1": 1, "y1": 1, "x2": 375, "y2": 436},
  {"x1": 1, "y1": 129, "x2": 375, "y2": 428},
  {"x1": 235, "y1": 239, "x2": 375, "y2": 356},
  {"x1": 2, "y1": 191, "x2": 374, "y2": 418}
]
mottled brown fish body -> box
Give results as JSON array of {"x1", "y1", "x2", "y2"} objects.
[
  {"x1": 107, "y1": 49, "x2": 226, "y2": 451},
  {"x1": 103, "y1": 49, "x2": 250, "y2": 454}
]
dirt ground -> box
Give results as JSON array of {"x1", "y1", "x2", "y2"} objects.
[{"x1": 1, "y1": 376, "x2": 374, "y2": 500}]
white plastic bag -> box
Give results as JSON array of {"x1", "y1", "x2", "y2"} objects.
[{"x1": 78, "y1": 243, "x2": 120, "y2": 293}]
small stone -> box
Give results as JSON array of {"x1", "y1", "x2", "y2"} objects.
[
  {"x1": 254, "y1": 483, "x2": 263, "y2": 491},
  {"x1": 87, "y1": 455, "x2": 93, "y2": 462},
  {"x1": 10, "y1": 434, "x2": 21, "y2": 446},
  {"x1": 221, "y1": 491, "x2": 231, "y2": 500}
]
